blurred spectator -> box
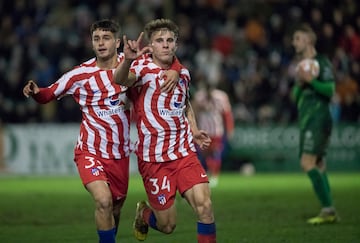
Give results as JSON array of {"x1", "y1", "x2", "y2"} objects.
[
  {"x1": 339, "y1": 24, "x2": 360, "y2": 61},
  {"x1": 336, "y1": 74, "x2": 360, "y2": 121},
  {"x1": 1, "y1": 0, "x2": 359, "y2": 124},
  {"x1": 194, "y1": 38, "x2": 224, "y2": 87}
]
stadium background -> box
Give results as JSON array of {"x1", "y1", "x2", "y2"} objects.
[{"x1": 0, "y1": 0, "x2": 359, "y2": 174}]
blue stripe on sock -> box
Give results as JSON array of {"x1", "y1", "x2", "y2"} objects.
[
  {"x1": 149, "y1": 212, "x2": 158, "y2": 230},
  {"x1": 97, "y1": 227, "x2": 116, "y2": 243},
  {"x1": 197, "y1": 222, "x2": 216, "y2": 235}
]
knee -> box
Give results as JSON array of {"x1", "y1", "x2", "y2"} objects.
[
  {"x1": 196, "y1": 199, "x2": 214, "y2": 222},
  {"x1": 300, "y1": 154, "x2": 319, "y2": 172},
  {"x1": 159, "y1": 223, "x2": 176, "y2": 234},
  {"x1": 198, "y1": 198, "x2": 212, "y2": 212},
  {"x1": 96, "y1": 196, "x2": 113, "y2": 212},
  {"x1": 300, "y1": 162, "x2": 309, "y2": 172},
  {"x1": 301, "y1": 160, "x2": 315, "y2": 172}
]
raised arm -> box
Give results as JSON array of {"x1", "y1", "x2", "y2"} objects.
[
  {"x1": 113, "y1": 58, "x2": 136, "y2": 87},
  {"x1": 114, "y1": 32, "x2": 151, "y2": 87}
]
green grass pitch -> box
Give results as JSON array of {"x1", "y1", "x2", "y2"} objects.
[{"x1": 0, "y1": 172, "x2": 359, "y2": 242}]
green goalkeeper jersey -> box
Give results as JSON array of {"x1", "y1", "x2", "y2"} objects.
[{"x1": 292, "y1": 54, "x2": 335, "y2": 130}]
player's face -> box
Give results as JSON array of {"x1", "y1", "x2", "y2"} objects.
[
  {"x1": 149, "y1": 29, "x2": 177, "y2": 66},
  {"x1": 292, "y1": 31, "x2": 309, "y2": 56},
  {"x1": 92, "y1": 29, "x2": 120, "y2": 61}
]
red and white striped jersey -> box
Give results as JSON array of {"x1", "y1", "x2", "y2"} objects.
[
  {"x1": 36, "y1": 54, "x2": 131, "y2": 159},
  {"x1": 129, "y1": 58, "x2": 196, "y2": 162}
]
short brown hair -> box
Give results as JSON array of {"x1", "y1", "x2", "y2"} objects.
[
  {"x1": 90, "y1": 19, "x2": 120, "y2": 38},
  {"x1": 296, "y1": 23, "x2": 317, "y2": 45},
  {"x1": 144, "y1": 18, "x2": 179, "y2": 41}
]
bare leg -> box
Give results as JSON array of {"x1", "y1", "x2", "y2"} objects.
[{"x1": 86, "y1": 180, "x2": 115, "y2": 230}]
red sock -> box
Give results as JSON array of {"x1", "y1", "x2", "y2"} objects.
[
  {"x1": 197, "y1": 222, "x2": 216, "y2": 243},
  {"x1": 198, "y1": 234, "x2": 216, "y2": 243}
]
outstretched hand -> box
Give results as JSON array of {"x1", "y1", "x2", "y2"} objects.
[
  {"x1": 193, "y1": 130, "x2": 212, "y2": 150},
  {"x1": 123, "y1": 32, "x2": 152, "y2": 61},
  {"x1": 23, "y1": 80, "x2": 39, "y2": 98}
]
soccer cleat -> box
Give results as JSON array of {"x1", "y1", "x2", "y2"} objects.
[
  {"x1": 307, "y1": 211, "x2": 339, "y2": 225},
  {"x1": 133, "y1": 201, "x2": 149, "y2": 241}
]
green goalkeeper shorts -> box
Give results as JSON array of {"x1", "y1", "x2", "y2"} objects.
[{"x1": 299, "y1": 115, "x2": 332, "y2": 157}]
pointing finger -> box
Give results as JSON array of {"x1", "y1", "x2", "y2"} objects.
[{"x1": 136, "y1": 32, "x2": 144, "y2": 46}]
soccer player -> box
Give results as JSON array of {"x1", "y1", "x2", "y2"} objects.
[
  {"x1": 23, "y1": 19, "x2": 180, "y2": 243},
  {"x1": 291, "y1": 24, "x2": 338, "y2": 225},
  {"x1": 192, "y1": 81, "x2": 234, "y2": 187},
  {"x1": 114, "y1": 19, "x2": 217, "y2": 242}
]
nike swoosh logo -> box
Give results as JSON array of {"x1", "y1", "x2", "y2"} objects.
[{"x1": 201, "y1": 173, "x2": 207, "y2": 178}]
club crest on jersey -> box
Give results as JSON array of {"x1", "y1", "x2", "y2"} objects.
[
  {"x1": 107, "y1": 94, "x2": 123, "y2": 106},
  {"x1": 91, "y1": 167, "x2": 100, "y2": 176},
  {"x1": 170, "y1": 95, "x2": 183, "y2": 109},
  {"x1": 173, "y1": 101, "x2": 182, "y2": 108},
  {"x1": 158, "y1": 194, "x2": 167, "y2": 205}
]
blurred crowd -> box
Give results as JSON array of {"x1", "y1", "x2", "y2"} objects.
[{"x1": 0, "y1": 0, "x2": 359, "y2": 124}]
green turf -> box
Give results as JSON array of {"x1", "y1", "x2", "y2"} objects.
[{"x1": 0, "y1": 173, "x2": 359, "y2": 243}]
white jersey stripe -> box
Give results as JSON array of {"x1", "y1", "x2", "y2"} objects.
[{"x1": 139, "y1": 120, "x2": 151, "y2": 161}]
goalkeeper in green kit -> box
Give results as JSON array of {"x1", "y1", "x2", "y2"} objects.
[{"x1": 291, "y1": 24, "x2": 339, "y2": 225}]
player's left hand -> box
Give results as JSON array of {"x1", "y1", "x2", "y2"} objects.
[
  {"x1": 160, "y1": 70, "x2": 179, "y2": 92},
  {"x1": 23, "y1": 80, "x2": 39, "y2": 98},
  {"x1": 193, "y1": 130, "x2": 211, "y2": 150}
]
